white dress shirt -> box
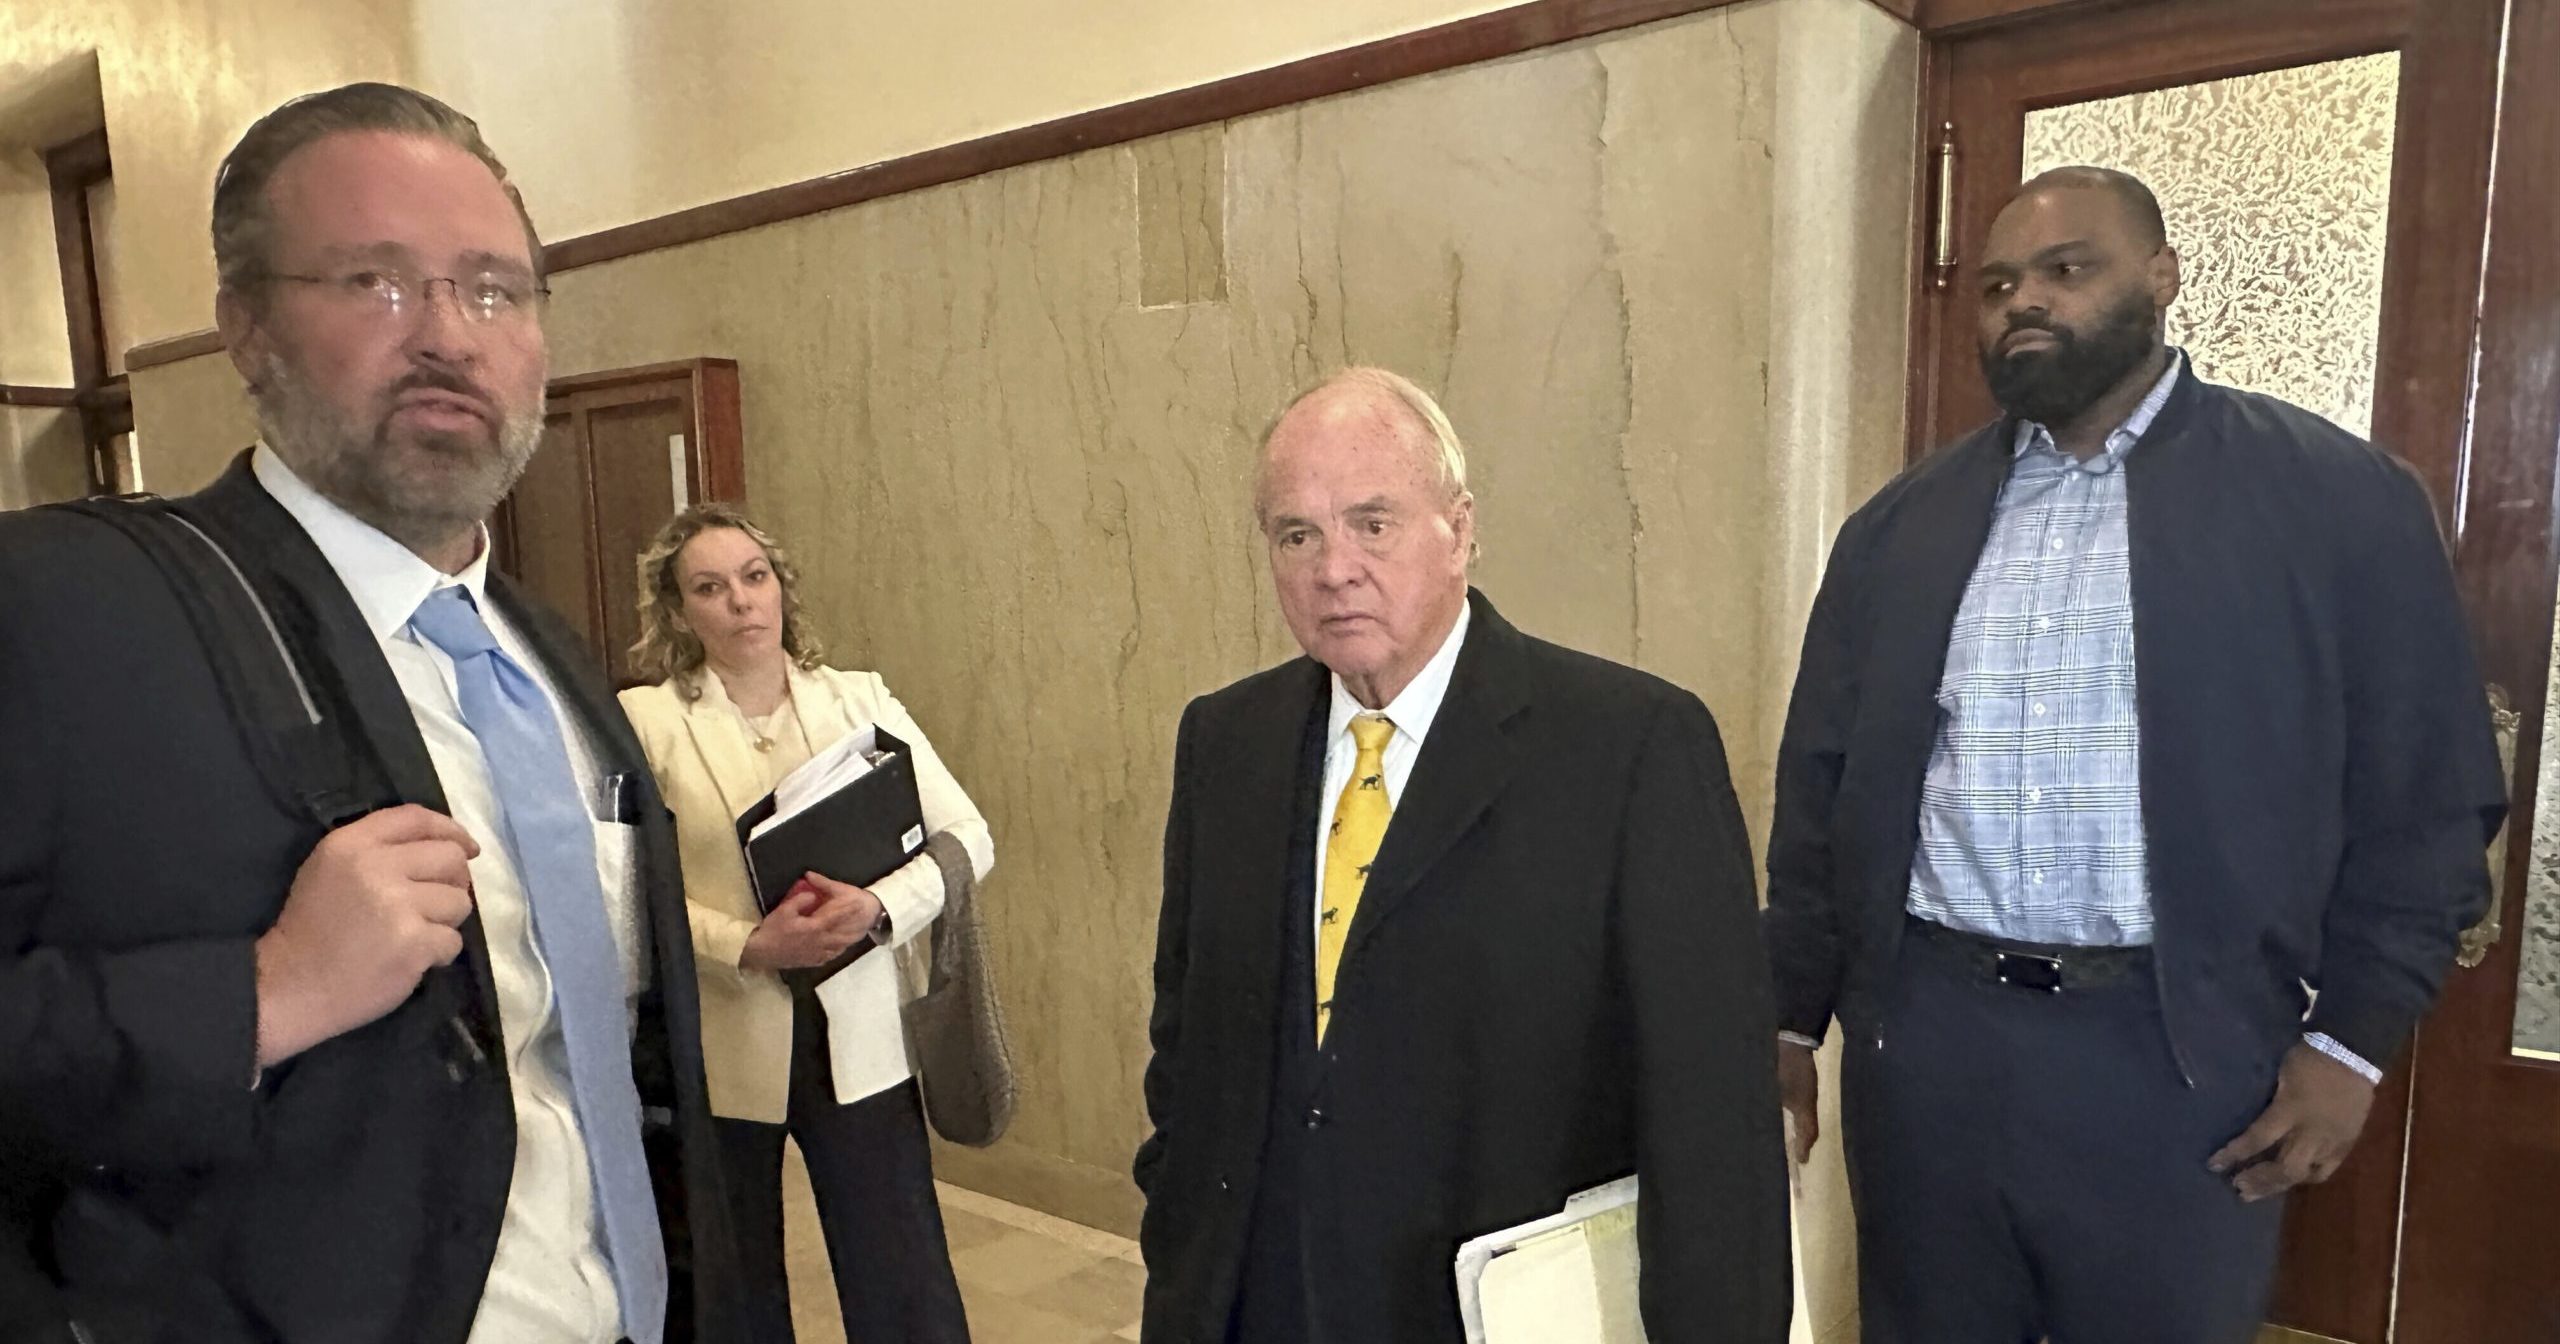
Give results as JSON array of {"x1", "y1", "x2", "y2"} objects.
[
  {"x1": 253, "y1": 448, "x2": 639, "y2": 1344},
  {"x1": 1310, "y1": 601, "x2": 1472, "y2": 940}
]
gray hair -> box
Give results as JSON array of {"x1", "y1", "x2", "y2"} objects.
[
  {"x1": 1262, "y1": 366, "x2": 1472, "y2": 501},
  {"x1": 212, "y1": 83, "x2": 542, "y2": 305}
]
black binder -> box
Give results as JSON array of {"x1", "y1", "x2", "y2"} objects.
[{"x1": 733, "y1": 727, "x2": 928, "y2": 990}]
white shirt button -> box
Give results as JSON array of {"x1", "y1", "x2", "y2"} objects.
[{"x1": 2033, "y1": 703, "x2": 2049, "y2": 717}]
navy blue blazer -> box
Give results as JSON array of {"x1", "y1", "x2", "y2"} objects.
[{"x1": 1764, "y1": 365, "x2": 2507, "y2": 1081}]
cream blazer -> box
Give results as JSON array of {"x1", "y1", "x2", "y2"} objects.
[{"x1": 621, "y1": 665, "x2": 995, "y2": 1122}]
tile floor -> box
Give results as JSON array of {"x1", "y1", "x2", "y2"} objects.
[{"x1": 781, "y1": 1143, "x2": 1145, "y2": 1344}]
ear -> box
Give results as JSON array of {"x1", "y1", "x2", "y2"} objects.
[
  {"x1": 2151, "y1": 245, "x2": 2183, "y2": 311},
  {"x1": 1447, "y1": 492, "x2": 1477, "y2": 568},
  {"x1": 215, "y1": 288, "x2": 269, "y2": 388}
]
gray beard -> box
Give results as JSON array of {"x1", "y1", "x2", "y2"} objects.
[{"x1": 252, "y1": 356, "x2": 543, "y2": 559}]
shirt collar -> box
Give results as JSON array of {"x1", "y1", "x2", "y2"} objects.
[
  {"x1": 2013, "y1": 348, "x2": 2186, "y2": 466},
  {"x1": 1327, "y1": 598, "x2": 1472, "y2": 750},
  {"x1": 251, "y1": 443, "x2": 493, "y2": 642}
]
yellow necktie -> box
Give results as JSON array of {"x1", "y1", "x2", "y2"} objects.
[{"x1": 1316, "y1": 714, "x2": 1396, "y2": 1042}]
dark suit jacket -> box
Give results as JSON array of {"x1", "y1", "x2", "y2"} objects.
[
  {"x1": 1135, "y1": 591, "x2": 1790, "y2": 1344},
  {"x1": 0, "y1": 456, "x2": 746, "y2": 1343},
  {"x1": 1763, "y1": 366, "x2": 2508, "y2": 1081}
]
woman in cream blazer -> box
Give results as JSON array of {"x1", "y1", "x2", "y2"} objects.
[{"x1": 620, "y1": 503, "x2": 986, "y2": 1344}]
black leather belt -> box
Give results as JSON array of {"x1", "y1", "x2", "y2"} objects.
[{"x1": 1904, "y1": 915, "x2": 2152, "y2": 993}]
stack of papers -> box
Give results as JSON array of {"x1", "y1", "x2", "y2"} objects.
[
  {"x1": 750, "y1": 725, "x2": 893, "y2": 843},
  {"x1": 1455, "y1": 1177, "x2": 1646, "y2": 1344}
]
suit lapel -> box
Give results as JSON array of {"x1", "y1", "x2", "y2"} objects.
[
  {"x1": 1211, "y1": 661, "x2": 1330, "y2": 1033},
  {"x1": 676, "y1": 670, "x2": 783, "y2": 822},
  {"x1": 185, "y1": 453, "x2": 502, "y2": 1044},
  {"x1": 1852, "y1": 424, "x2": 2019, "y2": 908},
  {"x1": 789, "y1": 663, "x2": 865, "y2": 749},
  {"x1": 191, "y1": 455, "x2": 450, "y2": 811},
  {"x1": 1341, "y1": 591, "x2": 1529, "y2": 968},
  {"x1": 487, "y1": 575, "x2": 646, "y2": 777},
  {"x1": 1873, "y1": 428, "x2": 2014, "y2": 745}
]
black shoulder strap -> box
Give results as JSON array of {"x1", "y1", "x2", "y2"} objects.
[{"x1": 48, "y1": 495, "x2": 369, "y2": 831}]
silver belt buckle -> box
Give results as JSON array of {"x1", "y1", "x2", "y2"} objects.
[{"x1": 1995, "y1": 949, "x2": 2066, "y2": 993}]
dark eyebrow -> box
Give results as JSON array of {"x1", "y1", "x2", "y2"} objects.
[
  {"x1": 300, "y1": 244, "x2": 535, "y2": 279},
  {"x1": 305, "y1": 242, "x2": 414, "y2": 268},
  {"x1": 1982, "y1": 238, "x2": 2102, "y2": 277},
  {"x1": 457, "y1": 249, "x2": 538, "y2": 280}
]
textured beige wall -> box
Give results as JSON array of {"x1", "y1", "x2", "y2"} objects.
[
  {"x1": 530, "y1": 2, "x2": 1910, "y2": 1302},
  {"x1": 414, "y1": 0, "x2": 1526, "y2": 243},
  {"x1": 0, "y1": 0, "x2": 412, "y2": 351},
  {"x1": 0, "y1": 405, "x2": 84, "y2": 509},
  {"x1": 128, "y1": 349, "x2": 259, "y2": 497},
  {"x1": 0, "y1": 151, "x2": 70, "y2": 386}
]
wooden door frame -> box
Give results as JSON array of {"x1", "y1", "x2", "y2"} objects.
[
  {"x1": 1900, "y1": 1, "x2": 2550, "y2": 1338},
  {"x1": 491, "y1": 358, "x2": 749, "y2": 680},
  {"x1": 2394, "y1": 0, "x2": 2560, "y2": 1338},
  {"x1": 1902, "y1": 0, "x2": 2500, "y2": 521}
]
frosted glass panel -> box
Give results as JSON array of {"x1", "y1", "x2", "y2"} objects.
[{"x1": 2023, "y1": 53, "x2": 2399, "y2": 439}]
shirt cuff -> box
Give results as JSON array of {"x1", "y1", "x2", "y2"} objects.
[
  {"x1": 1777, "y1": 1030, "x2": 1823, "y2": 1051},
  {"x1": 2304, "y1": 1031, "x2": 2383, "y2": 1085}
]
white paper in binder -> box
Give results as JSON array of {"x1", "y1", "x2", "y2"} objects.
[{"x1": 1454, "y1": 1175, "x2": 1647, "y2": 1344}]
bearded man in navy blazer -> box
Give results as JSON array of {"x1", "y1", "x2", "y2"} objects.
[{"x1": 1765, "y1": 167, "x2": 2507, "y2": 1343}]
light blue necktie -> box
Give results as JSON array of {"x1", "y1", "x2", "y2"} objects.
[{"x1": 408, "y1": 586, "x2": 666, "y2": 1344}]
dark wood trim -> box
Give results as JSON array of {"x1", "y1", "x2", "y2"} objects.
[
  {"x1": 0, "y1": 385, "x2": 79, "y2": 408},
  {"x1": 49, "y1": 162, "x2": 105, "y2": 393},
  {"x1": 1863, "y1": 0, "x2": 1923, "y2": 23},
  {"x1": 695, "y1": 360, "x2": 746, "y2": 504},
  {"x1": 123, "y1": 328, "x2": 227, "y2": 372},
  {"x1": 543, "y1": 0, "x2": 1755, "y2": 273},
  {"x1": 40, "y1": 128, "x2": 110, "y2": 188},
  {"x1": 1914, "y1": 0, "x2": 2153, "y2": 34},
  {"x1": 546, "y1": 358, "x2": 737, "y2": 398}
]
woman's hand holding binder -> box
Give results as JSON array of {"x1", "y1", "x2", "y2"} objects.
[{"x1": 738, "y1": 876, "x2": 878, "y2": 973}]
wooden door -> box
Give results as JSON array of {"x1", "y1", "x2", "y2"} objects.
[
  {"x1": 2388, "y1": 2, "x2": 2560, "y2": 1337},
  {"x1": 1911, "y1": 1, "x2": 2560, "y2": 1338},
  {"x1": 492, "y1": 358, "x2": 747, "y2": 684}
]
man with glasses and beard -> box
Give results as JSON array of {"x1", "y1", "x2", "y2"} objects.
[
  {"x1": 1761, "y1": 166, "x2": 2507, "y2": 1343},
  {"x1": 0, "y1": 85, "x2": 743, "y2": 1343}
]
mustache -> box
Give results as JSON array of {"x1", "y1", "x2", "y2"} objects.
[
  {"x1": 389, "y1": 367, "x2": 496, "y2": 413},
  {"x1": 2000, "y1": 314, "x2": 2066, "y2": 342}
]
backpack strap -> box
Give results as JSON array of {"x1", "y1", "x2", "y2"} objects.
[{"x1": 47, "y1": 495, "x2": 368, "y2": 831}]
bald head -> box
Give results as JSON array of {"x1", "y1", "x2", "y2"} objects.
[
  {"x1": 2005, "y1": 166, "x2": 2167, "y2": 251},
  {"x1": 1254, "y1": 368, "x2": 1476, "y2": 708},
  {"x1": 1257, "y1": 368, "x2": 1469, "y2": 519}
]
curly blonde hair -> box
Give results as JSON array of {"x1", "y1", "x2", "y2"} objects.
[{"x1": 630, "y1": 503, "x2": 827, "y2": 697}]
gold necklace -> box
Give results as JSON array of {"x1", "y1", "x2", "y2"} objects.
[{"x1": 731, "y1": 685, "x2": 792, "y2": 754}]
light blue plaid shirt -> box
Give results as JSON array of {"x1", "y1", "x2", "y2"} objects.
[
  {"x1": 1907, "y1": 356, "x2": 2180, "y2": 946},
  {"x1": 1896, "y1": 352, "x2": 2377, "y2": 1081}
]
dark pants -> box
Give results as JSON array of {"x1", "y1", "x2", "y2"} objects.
[
  {"x1": 713, "y1": 996, "x2": 971, "y2": 1344},
  {"x1": 1842, "y1": 921, "x2": 2288, "y2": 1344}
]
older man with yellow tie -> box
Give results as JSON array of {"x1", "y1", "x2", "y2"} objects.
[{"x1": 1132, "y1": 367, "x2": 1791, "y2": 1344}]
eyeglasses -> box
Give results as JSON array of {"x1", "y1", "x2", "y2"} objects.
[{"x1": 267, "y1": 268, "x2": 549, "y2": 324}]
